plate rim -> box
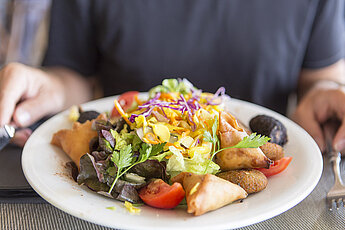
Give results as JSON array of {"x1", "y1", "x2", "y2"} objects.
[{"x1": 22, "y1": 96, "x2": 323, "y2": 230}]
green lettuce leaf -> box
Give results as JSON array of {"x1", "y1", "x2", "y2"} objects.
[
  {"x1": 162, "y1": 79, "x2": 179, "y2": 92},
  {"x1": 148, "y1": 85, "x2": 168, "y2": 98},
  {"x1": 148, "y1": 78, "x2": 196, "y2": 98},
  {"x1": 110, "y1": 128, "x2": 143, "y2": 151},
  {"x1": 110, "y1": 129, "x2": 128, "y2": 150},
  {"x1": 150, "y1": 151, "x2": 170, "y2": 162},
  {"x1": 129, "y1": 160, "x2": 169, "y2": 182},
  {"x1": 166, "y1": 146, "x2": 220, "y2": 177}
]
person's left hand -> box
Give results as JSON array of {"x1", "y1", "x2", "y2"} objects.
[{"x1": 292, "y1": 81, "x2": 345, "y2": 153}]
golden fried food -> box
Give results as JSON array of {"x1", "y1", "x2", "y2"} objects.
[
  {"x1": 260, "y1": 142, "x2": 284, "y2": 161},
  {"x1": 217, "y1": 169, "x2": 268, "y2": 194},
  {"x1": 171, "y1": 172, "x2": 247, "y2": 216},
  {"x1": 215, "y1": 111, "x2": 271, "y2": 170},
  {"x1": 237, "y1": 119, "x2": 251, "y2": 135},
  {"x1": 51, "y1": 114, "x2": 106, "y2": 168}
]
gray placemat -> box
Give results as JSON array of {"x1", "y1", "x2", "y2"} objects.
[
  {"x1": 0, "y1": 144, "x2": 46, "y2": 204},
  {"x1": 0, "y1": 203, "x2": 111, "y2": 230},
  {"x1": 1, "y1": 155, "x2": 344, "y2": 230},
  {"x1": 0, "y1": 145, "x2": 31, "y2": 189}
]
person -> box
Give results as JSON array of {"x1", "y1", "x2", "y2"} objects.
[{"x1": 0, "y1": 0, "x2": 344, "y2": 153}]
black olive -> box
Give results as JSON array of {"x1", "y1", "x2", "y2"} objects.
[
  {"x1": 249, "y1": 114, "x2": 288, "y2": 146},
  {"x1": 77, "y1": 110, "x2": 100, "y2": 123}
]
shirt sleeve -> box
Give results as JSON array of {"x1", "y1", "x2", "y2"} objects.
[
  {"x1": 302, "y1": 0, "x2": 344, "y2": 69},
  {"x1": 42, "y1": 0, "x2": 98, "y2": 76}
]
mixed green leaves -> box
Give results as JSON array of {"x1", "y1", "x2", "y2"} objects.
[
  {"x1": 129, "y1": 160, "x2": 169, "y2": 182},
  {"x1": 78, "y1": 118, "x2": 169, "y2": 202},
  {"x1": 77, "y1": 153, "x2": 110, "y2": 192},
  {"x1": 148, "y1": 78, "x2": 195, "y2": 98},
  {"x1": 203, "y1": 118, "x2": 270, "y2": 173},
  {"x1": 108, "y1": 142, "x2": 167, "y2": 194}
]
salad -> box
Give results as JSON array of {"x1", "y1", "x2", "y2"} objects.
[{"x1": 51, "y1": 78, "x2": 291, "y2": 216}]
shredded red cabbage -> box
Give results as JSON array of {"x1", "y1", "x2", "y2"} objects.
[
  {"x1": 196, "y1": 138, "x2": 200, "y2": 145},
  {"x1": 128, "y1": 87, "x2": 226, "y2": 126},
  {"x1": 178, "y1": 94, "x2": 196, "y2": 130},
  {"x1": 205, "y1": 87, "x2": 226, "y2": 105},
  {"x1": 160, "y1": 107, "x2": 168, "y2": 118},
  {"x1": 129, "y1": 93, "x2": 179, "y2": 122}
]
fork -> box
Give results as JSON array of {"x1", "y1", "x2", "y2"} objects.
[{"x1": 324, "y1": 121, "x2": 345, "y2": 211}]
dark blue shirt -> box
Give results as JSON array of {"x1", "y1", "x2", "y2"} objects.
[{"x1": 43, "y1": 0, "x2": 344, "y2": 114}]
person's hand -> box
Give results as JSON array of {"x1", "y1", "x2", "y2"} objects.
[
  {"x1": 0, "y1": 62, "x2": 65, "y2": 146},
  {"x1": 292, "y1": 81, "x2": 345, "y2": 153}
]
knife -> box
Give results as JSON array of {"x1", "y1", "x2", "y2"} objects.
[{"x1": 0, "y1": 124, "x2": 15, "y2": 151}]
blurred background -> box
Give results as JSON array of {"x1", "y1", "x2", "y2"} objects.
[
  {"x1": 1, "y1": 1, "x2": 343, "y2": 69},
  {"x1": 0, "y1": 0, "x2": 50, "y2": 67}
]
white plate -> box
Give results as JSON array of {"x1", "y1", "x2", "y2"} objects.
[{"x1": 22, "y1": 96, "x2": 323, "y2": 230}]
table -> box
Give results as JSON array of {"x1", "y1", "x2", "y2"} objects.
[{"x1": 1, "y1": 146, "x2": 344, "y2": 230}]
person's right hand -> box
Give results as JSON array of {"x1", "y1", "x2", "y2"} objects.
[{"x1": 0, "y1": 62, "x2": 65, "y2": 146}]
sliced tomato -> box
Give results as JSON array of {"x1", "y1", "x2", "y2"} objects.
[
  {"x1": 111, "y1": 91, "x2": 139, "y2": 118},
  {"x1": 257, "y1": 157, "x2": 292, "y2": 177},
  {"x1": 139, "y1": 179, "x2": 185, "y2": 209}
]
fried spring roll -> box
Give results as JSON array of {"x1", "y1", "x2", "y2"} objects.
[
  {"x1": 216, "y1": 111, "x2": 271, "y2": 170},
  {"x1": 171, "y1": 172, "x2": 247, "y2": 216},
  {"x1": 51, "y1": 114, "x2": 106, "y2": 168}
]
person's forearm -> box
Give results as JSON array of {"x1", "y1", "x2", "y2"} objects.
[
  {"x1": 43, "y1": 67, "x2": 94, "y2": 110},
  {"x1": 297, "y1": 59, "x2": 345, "y2": 99},
  {"x1": 293, "y1": 59, "x2": 345, "y2": 152}
]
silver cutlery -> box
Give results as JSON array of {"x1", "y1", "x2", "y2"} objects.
[
  {"x1": 0, "y1": 124, "x2": 15, "y2": 151},
  {"x1": 324, "y1": 121, "x2": 345, "y2": 211}
]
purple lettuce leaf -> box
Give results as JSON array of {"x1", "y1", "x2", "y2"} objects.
[
  {"x1": 77, "y1": 153, "x2": 110, "y2": 193},
  {"x1": 77, "y1": 153, "x2": 144, "y2": 203},
  {"x1": 101, "y1": 129, "x2": 115, "y2": 148},
  {"x1": 129, "y1": 160, "x2": 170, "y2": 182}
]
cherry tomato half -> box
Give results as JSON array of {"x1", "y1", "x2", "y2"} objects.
[
  {"x1": 111, "y1": 91, "x2": 139, "y2": 118},
  {"x1": 257, "y1": 157, "x2": 292, "y2": 177},
  {"x1": 139, "y1": 179, "x2": 185, "y2": 209}
]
